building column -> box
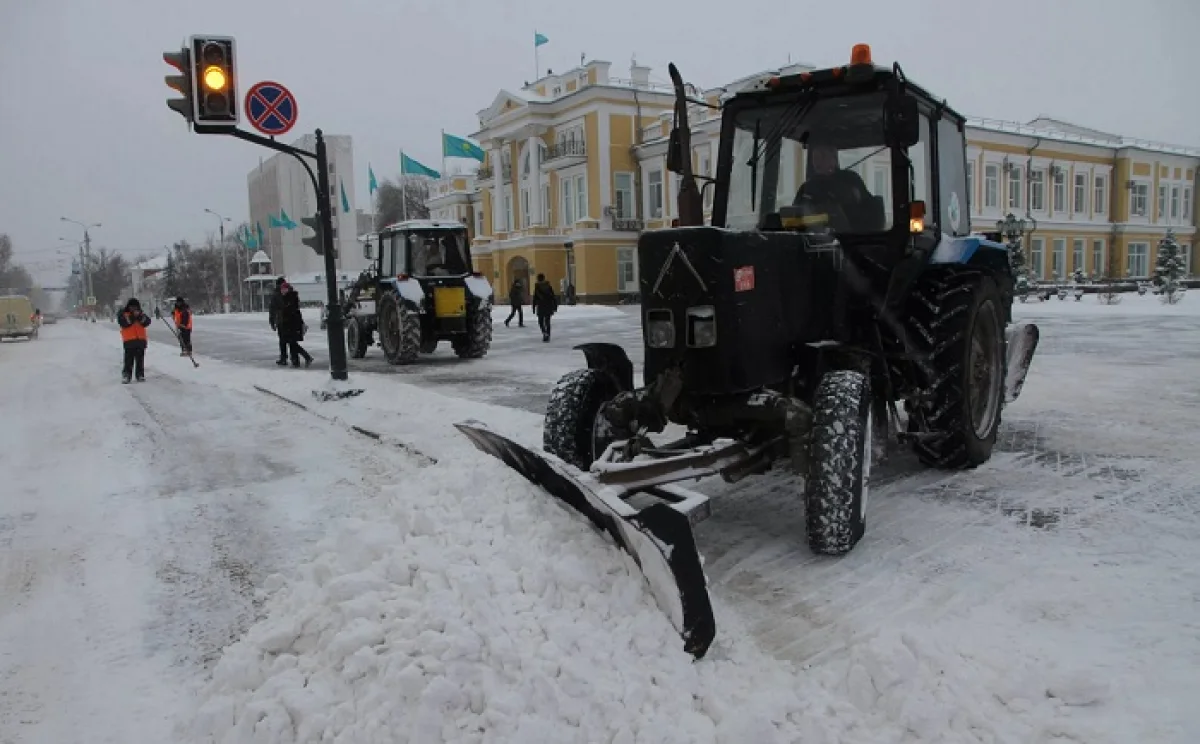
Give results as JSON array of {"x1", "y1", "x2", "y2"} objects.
[
  {"x1": 528, "y1": 135, "x2": 543, "y2": 226},
  {"x1": 491, "y1": 141, "x2": 505, "y2": 235}
]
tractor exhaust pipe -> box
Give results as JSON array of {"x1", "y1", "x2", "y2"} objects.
[{"x1": 667, "y1": 63, "x2": 704, "y2": 227}]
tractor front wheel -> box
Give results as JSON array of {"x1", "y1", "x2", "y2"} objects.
[
  {"x1": 805, "y1": 369, "x2": 872, "y2": 556},
  {"x1": 346, "y1": 317, "x2": 370, "y2": 359},
  {"x1": 543, "y1": 369, "x2": 621, "y2": 471},
  {"x1": 377, "y1": 291, "x2": 421, "y2": 365},
  {"x1": 452, "y1": 301, "x2": 494, "y2": 359}
]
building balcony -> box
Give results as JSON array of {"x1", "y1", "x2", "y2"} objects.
[
  {"x1": 542, "y1": 141, "x2": 587, "y2": 170},
  {"x1": 612, "y1": 218, "x2": 644, "y2": 232},
  {"x1": 476, "y1": 164, "x2": 513, "y2": 182}
]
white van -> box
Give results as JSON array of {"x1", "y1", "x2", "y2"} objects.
[{"x1": 0, "y1": 294, "x2": 37, "y2": 340}]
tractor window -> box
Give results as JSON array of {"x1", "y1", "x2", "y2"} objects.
[
  {"x1": 725, "y1": 91, "x2": 895, "y2": 234},
  {"x1": 936, "y1": 117, "x2": 969, "y2": 236},
  {"x1": 407, "y1": 232, "x2": 470, "y2": 276},
  {"x1": 908, "y1": 115, "x2": 932, "y2": 211},
  {"x1": 385, "y1": 234, "x2": 405, "y2": 276}
]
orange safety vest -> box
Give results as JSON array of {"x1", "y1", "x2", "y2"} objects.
[
  {"x1": 173, "y1": 308, "x2": 192, "y2": 330},
  {"x1": 119, "y1": 311, "x2": 148, "y2": 343}
]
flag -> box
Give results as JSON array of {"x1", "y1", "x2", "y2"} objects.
[
  {"x1": 443, "y1": 132, "x2": 486, "y2": 162},
  {"x1": 340, "y1": 180, "x2": 351, "y2": 213},
  {"x1": 279, "y1": 209, "x2": 297, "y2": 229},
  {"x1": 256, "y1": 222, "x2": 265, "y2": 246},
  {"x1": 400, "y1": 151, "x2": 441, "y2": 179},
  {"x1": 535, "y1": 31, "x2": 548, "y2": 47},
  {"x1": 368, "y1": 165, "x2": 378, "y2": 195},
  {"x1": 269, "y1": 214, "x2": 285, "y2": 229}
]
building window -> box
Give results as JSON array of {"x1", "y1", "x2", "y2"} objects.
[
  {"x1": 984, "y1": 164, "x2": 999, "y2": 209},
  {"x1": 1158, "y1": 184, "x2": 1167, "y2": 220},
  {"x1": 1007, "y1": 166, "x2": 1023, "y2": 210},
  {"x1": 1073, "y1": 172, "x2": 1087, "y2": 215},
  {"x1": 1052, "y1": 238, "x2": 1065, "y2": 279},
  {"x1": 503, "y1": 193, "x2": 513, "y2": 231},
  {"x1": 1093, "y1": 175, "x2": 1107, "y2": 217},
  {"x1": 1072, "y1": 239, "x2": 1084, "y2": 275},
  {"x1": 1130, "y1": 182, "x2": 1148, "y2": 217},
  {"x1": 1092, "y1": 239, "x2": 1106, "y2": 276},
  {"x1": 562, "y1": 178, "x2": 575, "y2": 225},
  {"x1": 1127, "y1": 242, "x2": 1149, "y2": 277},
  {"x1": 647, "y1": 169, "x2": 664, "y2": 218},
  {"x1": 1184, "y1": 187, "x2": 1193, "y2": 221},
  {"x1": 1029, "y1": 237, "x2": 1044, "y2": 279},
  {"x1": 574, "y1": 174, "x2": 587, "y2": 220},
  {"x1": 1170, "y1": 185, "x2": 1181, "y2": 221},
  {"x1": 617, "y1": 247, "x2": 638, "y2": 293},
  {"x1": 1052, "y1": 170, "x2": 1066, "y2": 214},
  {"x1": 1030, "y1": 169, "x2": 1045, "y2": 212},
  {"x1": 1181, "y1": 244, "x2": 1192, "y2": 276},
  {"x1": 700, "y1": 153, "x2": 713, "y2": 209},
  {"x1": 541, "y1": 183, "x2": 550, "y2": 225},
  {"x1": 475, "y1": 210, "x2": 484, "y2": 237},
  {"x1": 614, "y1": 172, "x2": 634, "y2": 218},
  {"x1": 966, "y1": 161, "x2": 975, "y2": 212},
  {"x1": 521, "y1": 188, "x2": 530, "y2": 228}
]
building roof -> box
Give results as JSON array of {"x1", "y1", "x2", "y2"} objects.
[
  {"x1": 250, "y1": 250, "x2": 271, "y2": 265},
  {"x1": 967, "y1": 116, "x2": 1200, "y2": 158},
  {"x1": 134, "y1": 254, "x2": 169, "y2": 271}
]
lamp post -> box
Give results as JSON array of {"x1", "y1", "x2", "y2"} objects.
[
  {"x1": 59, "y1": 218, "x2": 99, "y2": 314},
  {"x1": 204, "y1": 208, "x2": 232, "y2": 313}
]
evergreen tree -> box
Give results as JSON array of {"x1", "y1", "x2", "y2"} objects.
[
  {"x1": 1007, "y1": 236, "x2": 1031, "y2": 298},
  {"x1": 1154, "y1": 229, "x2": 1187, "y2": 305}
]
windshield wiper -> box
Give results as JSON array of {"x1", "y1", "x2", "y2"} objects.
[{"x1": 746, "y1": 93, "x2": 818, "y2": 210}]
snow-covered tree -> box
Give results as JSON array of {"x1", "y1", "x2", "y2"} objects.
[
  {"x1": 1007, "y1": 237, "x2": 1031, "y2": 299},
  {"x1": 1154, "y1": 229, "x2": 1187, "y2": 305}
]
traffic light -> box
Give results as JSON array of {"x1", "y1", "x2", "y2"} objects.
[
  {"x1": 191, "y1": 35, "x2": 238, "y2": 127},
  {"x1": 163, "y1": 46, "x2": 194, "y2": 124},
  {"x1": 301, "y1": 214, "x2": 324, "y2": 255}
]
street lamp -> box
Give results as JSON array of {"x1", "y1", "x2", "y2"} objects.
[
  {"x1": 204, "y1": 208, "x2": 232, "y2": 314},
  {"x1": 59, "y1": 217, "x2": 99, "y2": 314}
]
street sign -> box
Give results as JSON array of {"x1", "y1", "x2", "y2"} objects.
[
  {"x1": 86, "y1": 296, "x2": 96, "y2": 305},
  {"x1": 244, "y1": 81, "x2": 297, "y2": 136}
]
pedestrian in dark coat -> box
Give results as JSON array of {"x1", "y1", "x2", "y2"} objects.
[
  {"x1": 268, "y1": 277, "x2": 288, "y2": 364},
  {"x1": 531, "y1": 273, "x2": 558, "y2": 342},
  {"x1": 277, "y1": 281, "x2": 313, "y2": 368},
  {"x1": 116, "y1": 297, "x2": 152, "y2": 383},
  {"x1": 504, "y1": 279, "x2": 524, "y2": 327}
]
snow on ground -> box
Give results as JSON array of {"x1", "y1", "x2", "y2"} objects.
[{"x1": 7, "y1": 294, "x2": 1200, "y2": 743}]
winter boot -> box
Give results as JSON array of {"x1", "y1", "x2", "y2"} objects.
[
  {"x1": 136, "y1": 376, "x2": 145, "y2": 382},
  {"x1": 276, "y1": 359, "x2": 288, "y2": 366},
  {"x1": 542, "y1": 332, "x2": 549, "y2": 342},
  {"x1": 304, "y1": 357, "x2": 313, "y2": 368},
  {"x1": 122, "y1": 373, "x2": 131, "y2": 384}
]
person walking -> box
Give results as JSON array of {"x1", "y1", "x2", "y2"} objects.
[
  {"x1": 504, "y1": 279, "x2": 525, "y2": 327},
  {"x1": 277, "y1": 281, "x2": 313, "y2": 368},
  {"x1": 116, "y1": 298, "x2": 152, "y2": 383},
  {"x1": 531, "y1": 273, "x2": 558, "y2": 343},
  {"x1": 268, "y1": 277, "x2": 288, "y2": 364},
  {"x1": 172, "y1": 296, "x2": 193, "y2": 356}
]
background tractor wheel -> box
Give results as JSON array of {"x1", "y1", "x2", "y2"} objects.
[
  {"x1": 905, "y1": 268, "x2": 1006, "y2": 468},
  {"x1": 452, "y1": 301, "x2": 493, "y2": 359},
  {"x1": 543, "y1": 369, "x2": 621, "y2": 470},
  {"x1": 377, "y1": 291, "x2": 421, "y2": 366},
  {"x1": 805, "y1": 369, "x2": 871, "y2": 556},
  {"x1": 346, "y1": 317, "x2": 370, "y2": 359}
]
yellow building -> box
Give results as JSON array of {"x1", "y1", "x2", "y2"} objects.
[{"x1": 430, "y1": 62, "x2": 1199, "y2": 302}]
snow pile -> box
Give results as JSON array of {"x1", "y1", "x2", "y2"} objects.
[{"x1": 184, "y1": 459, "x2": 889, "y2": 744}]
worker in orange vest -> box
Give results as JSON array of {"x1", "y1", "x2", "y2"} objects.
[
  {"x1": 172, "y1": 296, "x2": 193, "y2": 356},
  {"x1": 117, "y1": 298, "x2": 152, "y2": 383}
]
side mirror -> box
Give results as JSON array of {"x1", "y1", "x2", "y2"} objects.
[
  {"x1": 666, "y1": 128, "x2": 683, "y2": 173},
  {"x1": 885, "y1": 96, "x2": 920, "y2": 148}
]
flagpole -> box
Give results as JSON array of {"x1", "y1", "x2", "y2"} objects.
[
  {"x1": 400, "y1": 149, "x2": 408, "y2": 222},
  {"x1": 441, "y1": 129, "x2": 448, "y2": 177},
  {"x1": 534, "y1": 29, "x2": 539, "y2": 81}
]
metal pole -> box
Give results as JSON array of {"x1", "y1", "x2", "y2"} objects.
[
  {"x1": 83, "y1": 229, "x2": 94, "y2": 310},
  {"x1": 316, "y1": 130, "x2": 349, "y2": 381},
  {"x1": 78, "y1": 244, "x2": 87, "y2": 307},
  {"x1": 219, "y1": 221, "x2": 230, "y2": 313}
]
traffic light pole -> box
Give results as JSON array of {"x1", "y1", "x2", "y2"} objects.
[{"x1": 219, "y1": 125, "x2": 348, "y2": 381}]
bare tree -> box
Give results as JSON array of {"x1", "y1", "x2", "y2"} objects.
[{"x1": 374, "y1": 177, "x2": 431, "y2": 229}]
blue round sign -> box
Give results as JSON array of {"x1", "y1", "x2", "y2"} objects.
[{"x1": 244, "y1": 81, "x2": 298, "y2": 136}]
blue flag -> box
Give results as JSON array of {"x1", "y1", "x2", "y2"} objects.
[
  {"x1": 341, "y1": 180, "x2": 351, "y2": 213},
  {"x1": 535, "y1": 31, "x2": 548, "y2": 47},
  {"x1": 400, "y1": 151, "x2": 441, "y2": 179},
  {"x1": 368, "y1": 165, "x2": 378, "y2": 195},
  {"x1": 278, "y1": 209, "x2": 297, "y2": 230},
  {"x1": 443, "y1": 132, "x2": 486, "y2": 162}
]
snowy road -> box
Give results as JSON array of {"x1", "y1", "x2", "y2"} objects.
[
  {"x1": 6, "y1": 296, "x2": 1200, "y2": 743},
  {"x1": 0, "y1": 324, "x2": 406, "y2": 743}
]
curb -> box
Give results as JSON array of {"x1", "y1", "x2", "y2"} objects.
[{"x1": 252, "y1": 384, "x2": 438, "y2": 466}]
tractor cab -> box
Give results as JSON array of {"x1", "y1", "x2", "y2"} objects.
[{"x1": 373, "y1": 220, "x2": 475, "y2": 279}]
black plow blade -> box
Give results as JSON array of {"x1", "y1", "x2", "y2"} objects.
[
  {"x1": 1005, "y1": 322, "x2": 1039, "y2": 403},
  {"x1": 454, "y1": 421, "x2": 716, "y2": 659}
]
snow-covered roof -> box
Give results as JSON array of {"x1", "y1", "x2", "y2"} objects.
[
  {"x1": 378, "y1": 219, "x2": 467, "y2": 233},
  {"x1": 249, "y1": 250, "x2": 271, "y2": 265},
  {"x1": 968, "y1": 116, "x2": 1200, "y2": 157},
  {"x1": 134, "y1": 254, "x2": 169, "y2": 271}
]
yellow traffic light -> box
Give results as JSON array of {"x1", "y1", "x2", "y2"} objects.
[{"x1": 203, "y1": 65, "x2": 227, "y2": 91}]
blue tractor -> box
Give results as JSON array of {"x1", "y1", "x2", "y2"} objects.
[{"x1": 457, "y1": 45, "x2": 1040, "y2": 659}]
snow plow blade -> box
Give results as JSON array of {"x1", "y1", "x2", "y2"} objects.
[
  {"x1": 1005, "y1": 322, "x2": 1039, "y2": 403},
  {"x1": 454, "y1": 422, "x2": 716, "y2": 659}
]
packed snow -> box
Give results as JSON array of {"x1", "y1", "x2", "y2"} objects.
[{"x1": 3, "y1": 294, "x2": 1199, "y2": 743}]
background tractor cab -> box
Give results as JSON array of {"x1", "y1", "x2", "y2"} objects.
[{"x1": 343, "y1": 220, "x2": 494, "y2": 365}]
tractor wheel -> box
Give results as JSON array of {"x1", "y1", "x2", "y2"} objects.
[
  {"x1": 346, "y1": 317, "x2": 370, "y2": 359},
  {"x1": 805, "y1": 369, "x2": 871, "y2": 556},
  {"x1": 543, "y1": 368, "x2": 621, "y2": 471},
  {"x1": 452, "y1": 301, "x2": 493, "y2": 359},
  {"x1": 377, "y1": 291, "x2": 421, "y2": 366},
  {"x1": 905, "y1": 268, "x2": 1006, "y2": 469}
]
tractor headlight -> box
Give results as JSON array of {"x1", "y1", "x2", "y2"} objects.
[
  {"x1": 687, "y1": 306, "x2": 716, "y2": 347},
  {"x1": 645, "y1": 309, "x2": 675, "y2": 348}
]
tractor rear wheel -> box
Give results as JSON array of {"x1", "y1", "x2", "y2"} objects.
[
  {"x1": 377, "y1": 290, "x2": 421, "y2": 365},
  {"x1": 452, "y1": 301, "x2": 493, "y2": 359},
  {"x1": 543, "y1": 369, "x2": 621, "y2": 471},
  {"x1": 346, "y1": 317, "x2": 370, "y2": 359},
  {"x1": 905, "y1": 268, "x2": 1006, "y2": 468},
  {"x1": 805, "y1": 369, "x2": 871, "y2": 556}
]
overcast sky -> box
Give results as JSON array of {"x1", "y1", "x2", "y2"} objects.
[{"x1": 1, "y1": 0, "x2": 1195, "y2": 283}]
